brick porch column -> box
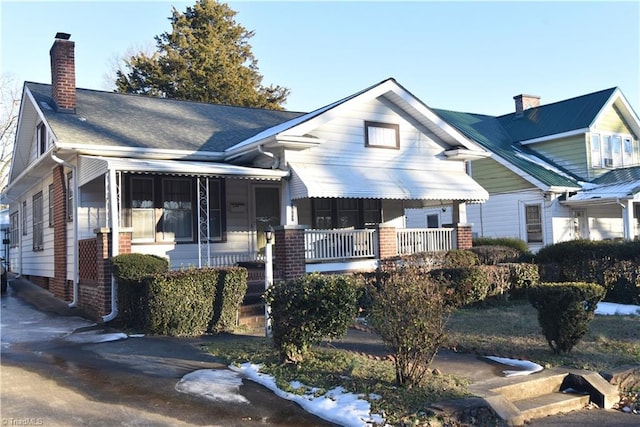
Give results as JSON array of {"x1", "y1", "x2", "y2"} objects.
[
  {"x1": 51, "y1": 165, "x2": 70, "y2": 299},
  {"x1": 95, "y1": 228, "x2": 113, "y2": 316},
  {"x1": 274, "y1": 225, "x2": 307, "y2": 281},
  {"x1": 455, "y1": 223, "x2": 473, "y2": 250},
  {"x1": 377, "y1": 224, "x2": 397, "y2": 260}
]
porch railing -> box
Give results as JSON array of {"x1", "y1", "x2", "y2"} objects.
[
  {"x1": 208, "y1": 252, "x2": 263, "y2": 268},
  {"x1": 305, "y1": 229, "x2": 377, "y2": 262},
  {"x1": 396, "y1": 228, "x2": 454, "y2": 254}
]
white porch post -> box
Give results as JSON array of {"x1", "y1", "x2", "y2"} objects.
[
  {"x1": 621, "y1": 199, "x2": 633, "y2": 240},
  {"x1": 282, "y1": 179, "x2": 298, "y2": 225},
  {"x1": 452, "y1": 201, "x2": 468, "y2": 224}
]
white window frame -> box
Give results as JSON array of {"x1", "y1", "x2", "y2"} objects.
[
  {"x1": 10, "y1": 211, "x2": 19, "y2": 248},
  {"x1": 525, "y1": 204, "x2": 543, "y2": 244},
  {"x1": 591, "y1": 132, "x2": 637, "y2": 168},
  {"x1": 131, "y1": 177, "x2": 156, "y2": 243},
  {"x1": 32, "y1": 192, "x2": 44, "y2": 251}
]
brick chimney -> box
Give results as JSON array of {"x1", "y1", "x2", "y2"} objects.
[
  {"x1": 513, "y1": 94, "x2": 540, "y2": 117},
  {"x1": 50, "y1": 32, "x2": 76, "y2": 113}
]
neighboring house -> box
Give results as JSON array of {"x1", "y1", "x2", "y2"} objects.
[
  {"x1": 423, "y1": 89, "x2": 640, "y2": 252},
  {"x1": 4, "y1": 34, "x2": 488, "y2": 318}
]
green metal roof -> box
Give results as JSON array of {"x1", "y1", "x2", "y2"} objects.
[
  {"x1": 27, "y1": 82, "x2": 304, "y2": 153},
  {"x1": 593, "y1": 166, "x2": 640, "y2": 185},
  {"x1": 433, "y1": 109, "x2": 581, "y2": 189},
  {"x1": 497, "y1": 87, "x2": 617, "y2": 142}
]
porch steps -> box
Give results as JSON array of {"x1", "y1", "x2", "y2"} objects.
[
  {"x1": 469, "y1": 369, "x2": 619, "y2": 426},
  {"x1": 238, "y1": 278, "x2": 266, "y2": 328}
]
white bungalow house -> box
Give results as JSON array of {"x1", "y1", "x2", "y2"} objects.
[
  {"x1": 407, "y1": 89, "x2": 640, "y2": 252},
  {"x1": 4, "y1": 34, "x2": 488, "y2": 318}
]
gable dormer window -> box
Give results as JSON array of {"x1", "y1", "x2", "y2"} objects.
[
  {"x1": 365, "y1": 121, "x2": 399, "y2": 149},
  {"x1": 590, "y1": 132, "x2": 637, "y2": 168},
  {"x1": 37, "y1": 122, "x2": 47, "y2": 155}
]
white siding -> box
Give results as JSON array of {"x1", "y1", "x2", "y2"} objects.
[
  {"x1": 285, "y1": 97, "x2": 464, "y2": 177},
  {"x1": 467, "y1": 189, "x2": 549, "y2": 251},
  {"x1": 405, "y1": 207, "x2": 454, "y2": 228}
]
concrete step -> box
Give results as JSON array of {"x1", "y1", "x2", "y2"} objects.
[
  {"x1": 512, "y1": 391, "x2": 590, "y2": 424},
  {"x1": 488, "y1": 372, "x2": 567, "y2": 401},
  {"x1": 472, "y1": 369, "x2": 620, "y2": 426},
  {"x1": 238, "y1": 313, "x2": 265, "y2": 328}
]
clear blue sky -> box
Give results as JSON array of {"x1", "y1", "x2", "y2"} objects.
[{"x1": 1, "y1": 1, "x2": 638, "y2": 116}]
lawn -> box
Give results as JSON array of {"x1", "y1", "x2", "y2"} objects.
[{"x1": 205, "y1": 300, "x2": 640, "y2": 425}]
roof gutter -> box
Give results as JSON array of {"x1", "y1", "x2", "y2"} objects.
[{"x1": 50, "y1": 151, "x2": 79, "y2": 308}]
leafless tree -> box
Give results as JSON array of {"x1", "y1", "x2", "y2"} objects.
[{"x1": 0, "y1": 73, "x2": 21, "y2": 207}]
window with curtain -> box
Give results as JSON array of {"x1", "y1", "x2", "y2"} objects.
[
  {"x1": 311, "y1": 198, "x2": 381, "y2": 229},
  {"x1": 131, "y1": 177, "x2": 155, "y2": 242},
  {"x1": 162, "y1": 178, "x2": 192, "y2": 241}
]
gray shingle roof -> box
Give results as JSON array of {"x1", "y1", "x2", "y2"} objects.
[{"x1": 27, "y1": 82, "x2": 304, "y2": 153}]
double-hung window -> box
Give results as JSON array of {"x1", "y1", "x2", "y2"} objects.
[
  {"x1": 128, "y1": 175, "x2": 223, "y2": 243},
  {"x1": 32, "y1": 192, "x2": 44, "y2": 251},
  {"x1": 162, "y1": 178, "x2": 193, "y2": 242},
  {"x1": 591, "y1": 132, "x2": 637, "y2": 168},
  {"x1": 131, "y1": 177, "x2": 155, "y2": 242},
  {"x1": 9, "y1": 212, "x2": 19, "y2": 248},
  {"x1": 525, "y1": 204, "x2": 543, "y2": 244}
]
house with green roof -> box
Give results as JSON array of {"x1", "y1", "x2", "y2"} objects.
[
  {"x1": 407, "y1": 88, "x2": 640, "y2": 251},
  {"x1": 4, "y1": 34, "x2": 488, "y2": 318}
]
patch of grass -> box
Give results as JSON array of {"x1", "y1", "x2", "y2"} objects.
[
  {"x1": 445, "y1": 300, "x2": 640, "y2": 371},
  {"x1": 204, "y1": 337, "x2": 470, "y2": 426}
]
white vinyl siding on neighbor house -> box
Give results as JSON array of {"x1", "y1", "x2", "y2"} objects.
[{"x1": 467, "y1": 190, "x2": 550, "y2": 251}]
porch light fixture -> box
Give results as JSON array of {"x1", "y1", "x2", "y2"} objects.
[{"x1": 265, "y1": 227, "x2": 274, "y2": 243}]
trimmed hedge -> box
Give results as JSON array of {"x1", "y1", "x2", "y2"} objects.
[
  {"x1": 470, "y1": 245, "x2": 522, "y2": 265},
  {"x1": 147, "y1": 269, "x2": 218, "y2": 336},
  {"x1": 112, "y1": 253, "x2": 169, "y2": 329},
  {"x1": 472, "y1": 236, "x2": 530, "y2": 254},
  {"x1": 111, "y1": 255, "x2": 248, "y2": 336},
  {"x1": 208, "y1": 267, "x2": 248, "y2": 333},
  {"x1": 536, "y1": 240, "x2": 640, "y2": 304},
  {"x1": 528, "y1": 282, "x2": 605, "y2": 354}
]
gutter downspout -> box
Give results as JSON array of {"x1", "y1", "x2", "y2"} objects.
[
  {"x1": 102, "y1": 168, "x2": 119, "y2": 322},
  {"x1": 257, "y1": 144, "x2": 279, "y2": 169},
  {"x1": 50, "y1": 152, "x2": 79, "y2": 308}
]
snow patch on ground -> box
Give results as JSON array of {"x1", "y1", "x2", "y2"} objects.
[
  {"x1": 62, "y1": 331, "x2": 129, "y2": 344},
  {"x1": 230, "y1": 363, "x2": 384, "y2": 427},
  {"x1": 175, "y1": 369, "x2": 249, "y2": 404},
  {"x1": 596, "y1": 302, "x2": 640, "y2": 316},
  {"x1": 485, "y1": 356, "x2": 544, "y2": 377}
]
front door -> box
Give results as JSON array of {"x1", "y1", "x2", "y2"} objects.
[{"x1": 254, "y1": 187, "x2": 280, "y2": 254}]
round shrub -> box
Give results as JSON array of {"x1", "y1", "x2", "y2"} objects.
[
  {"x1": 265, "y1": 273, "x2": 358, "y2": 363},
  {"x1": 528, "y1": 282, "x2": 605, "y2": 354},
  {"x1": 470, "y1": 245, "x2": 522, "y2": 265}
]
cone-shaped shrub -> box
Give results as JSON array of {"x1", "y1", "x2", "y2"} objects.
[{"x1": 528, "y1": 282, "x2": 605, "y2": 354}]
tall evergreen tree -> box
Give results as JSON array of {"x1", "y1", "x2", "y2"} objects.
[{"x1": 115, "y1": 0, "x2": 289, "y2": 109}]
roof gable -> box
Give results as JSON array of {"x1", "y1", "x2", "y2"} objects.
[
  {"x1": 497, "y1": 87, "x2": 617, "y2": 143},
  {"x1": 225, "y1": 78, "x2": 487, "y2": 157},
  {"x1": 433, "y1": 109, "x2": 581, "y2": 190}
]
